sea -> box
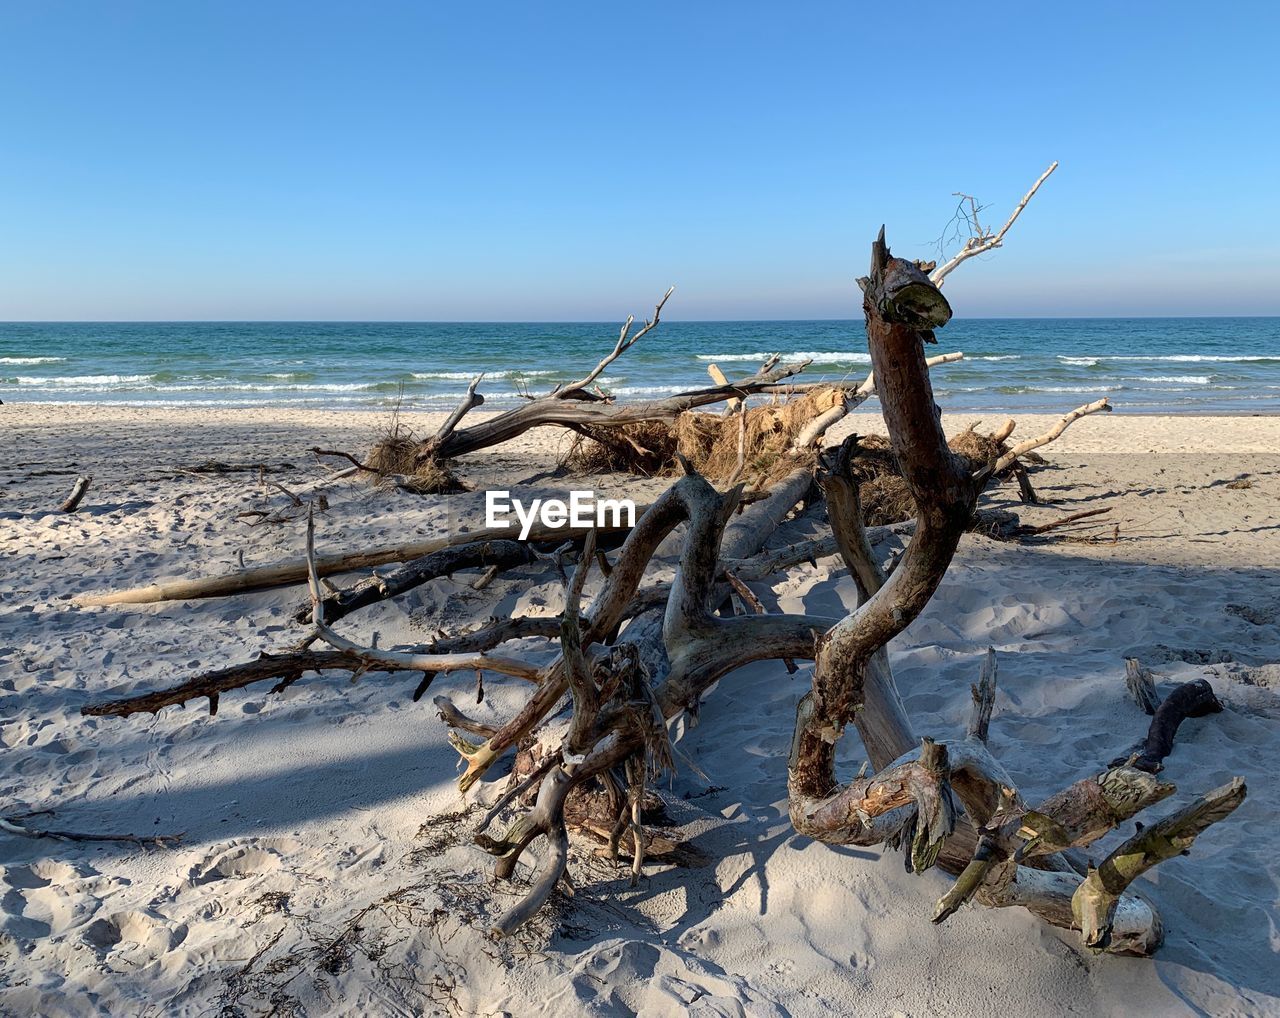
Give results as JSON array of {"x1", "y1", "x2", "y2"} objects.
[{"x1": 2, "y1": 318, "x2": 1278, "y2": 415}]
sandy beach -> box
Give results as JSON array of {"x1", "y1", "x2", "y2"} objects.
[{"x1": 1, "y1": 403, "x2": 1278, "y2": 1016}]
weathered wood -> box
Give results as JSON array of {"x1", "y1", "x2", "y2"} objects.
[
  {"x1": 817, "y1": 436, "x2": 916, "y2": 770},
  {"x1": 990, "y1": 398, "x2": 1111, "y2": 475},
  {"x1": 967, "y1": 648, "x2": 998, "y2": 743},
  {"x1": 931, "y1": 162, "x2": 1059, "y2": 287},
  {"x1": 81, "y1": 649, "x2": 372, "y2": 717},
  {"x1": 426, "y1": 358, "x2": 818, "y2": 462},
  {"x1": 1113, "y1": 678, "x2": 1223, "y2": 773},
  {"x1": 79, "y1": 220, "x2": 1250, "y2": 956},
  {"x1": 790, "y1": 351, "x2": 965, "y2": 453},
  {"x1": 1124, "y1": 657, "x2": 1162, "y2": 715},
  {"x1": 982, "y1": 867, "x2": 1163, "y2": 956},
  {"x1": 294, "y1": 538, "x2": 541, "y2": 625},
  {"x1": 58, "y1": 474, "x2": 92, "y2": 512},
  {"x1": 1072, "y1": 777, "x2": 1246, "y2": 949},
  {"x1": 790, "y1": 228, "x2": 972, "y2": 846},
  {"x1": 1, "y1": 816, "x2": 181, "y2": 849},
  {"x1": 1023, "y1": 766, "x2": 1175, "y2": 855},
  {"x1": 303, "y1": 517, "x2": 544, "y2": 686},
  {"x1": 75, "y1": 512, "x2": 642, "y2": 606}
]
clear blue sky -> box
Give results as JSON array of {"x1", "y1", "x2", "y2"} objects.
[{"x1": 2, "y1": 1, "x2": 1277, "y2": 320}]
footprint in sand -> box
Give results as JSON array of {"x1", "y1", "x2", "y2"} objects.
[
  {"x1": 81, "y1": 909, "x2": 189, "y2": 959},
  {"x1": 0, "y1": 860, "x2": 114, "y2": 941},
  {"x1": 187, "y1": 837, "x2": 303, "y2": 885}
]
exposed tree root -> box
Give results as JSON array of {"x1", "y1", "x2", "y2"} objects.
[{"x1": 81, "y1": 219, "x2": 1238, "y2": 961}]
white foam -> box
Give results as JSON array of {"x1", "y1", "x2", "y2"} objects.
[
  {"x1": 1057, "y1": 357, "x2": 1100, "y2": 366},
  {"x1": 973, "y1": 355, "x2": 1021, "y2": 361},
  {"x1": 604, "y1": 384, "x2": 688, "y2": 396},
  {"x1": 1132, "y1": 375, "x2": 1211, "y2": 384},
  {"x1": 12, "y1": 374, "x2": 151, "y2": 386},
  {"x1": 1078, "y1": 354, "x2": 1276, "y2": 363},
  {"x1": 0, "y1": 356, "x2": 67, "y2": 365},
  {"x1": 7, "y1": 377, "x2": 379, "y2": 393},
  {"x1": 411, "y1": 369, "x2": 556, "y2": 380},
  {"x1": 696, "y1": 352, "x2": 872, "y2": 365},
  {"x1": 1019, "y1": 385, "x2": 1116, "y2": 394}
]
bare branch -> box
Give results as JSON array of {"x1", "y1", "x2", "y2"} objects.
[
  {"x1": 930, "y1": 162, "x2": 1059, "y2": 287},
  {"x1": 561, "y1": 286, "x2": 675, "y2": 396},
  {"x1": 990, "y1": 398, "x2": 1112, "y2": 475},
  {"x1": 1, "y1": 816, "x2": 181, "y2": 848},
  {"x1": 790, "y1": 351, "x2": 964, "y2": 453},
  {"x1": 304, "y1": 512, "x2": 543, "y2": 684}
]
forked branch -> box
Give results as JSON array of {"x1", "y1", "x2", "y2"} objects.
[{"x1": 931, "y1": 162, "x2": 1059, "y2": 286}]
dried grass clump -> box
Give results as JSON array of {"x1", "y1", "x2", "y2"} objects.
[
  {"x1": 400, "y1": 458, "x2": 467, "y2": 494},
  {"x1": 858, "y1": 473, "x2": 917, "y2": 526},
  {"x1": 566, "y1": 421, "x2": 678, "y2": 476},
  {"x1": 567, "y1": 387, "x2": 843, "y2": 487},
  {"x1": 850, "y1": 426, "x2": 1024, "y2": 526},
  {"x1": 367, "y1": 404, "x2": 419, "y2": 476},
  {"x1": 947, "y1": 426, "x2": 1005, "y2": 471},
  {"x1": 366, "y1": 405, "x2": 466, "y2": 494},
  {"x1": 367, "y1": 432, "x2": 419, "y2": 476},
  {"x1": 566, "y1": 402, "x2": 1031, "y2": 526},
  {"x1": 676, "y1": 387, "x2": 840, "y2": 486}
]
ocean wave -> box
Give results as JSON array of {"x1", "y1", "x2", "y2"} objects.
[
  {"x1": 1057, "y1": 357, "x2": 1099, "y2": 366},
  {"x1": 695, "y1": 352, "x2": 872, "y2": 365},
  {"x1": 5, "y1": 370, "x2": 565, "y2": 391},
  {"x1": 411, "y1": 369, "x2": 557, "y2": 380},
  {"x1": 1126, "y1": 355, "x2": 1278, "y2": 362},
  {"x1": 1062, "y1": 354, "x2": 1278, "y2": 364},
  {"x1": 604, "y1": 384, "x2": 688, "y2": 395},
  {"x1": 1131, "y1": 375, "x2": 1211, "y2": 384},
  {"x1": 6, "y1": 376, "x2": 383, "y2": 393},
  {"x1": 998, "y1": 385, "x2": 1117, "y2": 395},
  {"x1": 11, "y1": 374, "x2": 151, "y2": 385},
  {"x1": 972, "y1": 355, "x2": 1021, "y2": 361},
  {"x1": 0, "y1": 356, "x2": 68, "y2": 365}
]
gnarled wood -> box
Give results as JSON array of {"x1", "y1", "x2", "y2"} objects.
[
  {"x1": 968, "y1": 648, "x2": 998, "y2": 743},
  {"x1": 1112, "y1": 678, "x2": 1223, "y2": 773},
  {"x1": 80, "y1": 220, "x2": 1247, "y2": 960},
  {"x1": 1124, "y1": 657, "x2": 1162, "y2": 715},
  {"x1": 1072, "y1": 777, "x2": 1246, "y2": 949}
]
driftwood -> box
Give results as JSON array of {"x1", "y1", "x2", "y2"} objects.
[
  {"x1": 931, "y1": 161, "x2": 1059, "y2": 287},
  {"x1": 74, "y1": 514, "x2": 643, "y2": 607},
  {"x1": 1112, "y1": 678, "x2": 1223, "y2": 773},
  {"x1": 81, "y1": 649, "x2": 376, "y2": 718},
  {"x1": 967, "y1": 648, "x2": 998, "y2": 743},
  {"x1": 1124, "y1": 657, "x2": 1162, "y2": 715},
  {"x1": 293, "y1": 538, "x2": 542, "y2": 625},
  {"x1": 82, "y1": 221, "x2": 1240, "y2": 959},
  {"x1": 58, "y1": 474, "x2": 92, "y2": 512},
  {"x1": 1071, "y1": 777, "x2": 1246, "y2": 949},
  {"x1": 1, "y1": 815, "x2": 181, "y2": 848},
  {"x1": 1017, "y1": 507, "x2": 1112, "y2": 538}
]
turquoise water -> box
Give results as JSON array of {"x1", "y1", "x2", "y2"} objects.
[{"x1": 2, "y1": 318, "x2": 1278, "y2": 414}]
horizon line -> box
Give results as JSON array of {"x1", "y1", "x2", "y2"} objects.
[{"x1": 2, "y1": 313, "x2": 1279, "y2": 326}]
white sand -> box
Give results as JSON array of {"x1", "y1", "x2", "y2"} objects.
[{"x1": 1, "y1": 403, "x2": 1278, "y2": 1016}]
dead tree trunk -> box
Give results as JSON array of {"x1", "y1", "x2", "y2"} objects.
[{"x1": 80, "y1": 224, "x2": 1243, "y2": 961}]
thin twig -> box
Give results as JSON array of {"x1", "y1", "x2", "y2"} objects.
[{"x1": 931, "y1": 162, "x2": 1059, "y2": 286}]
